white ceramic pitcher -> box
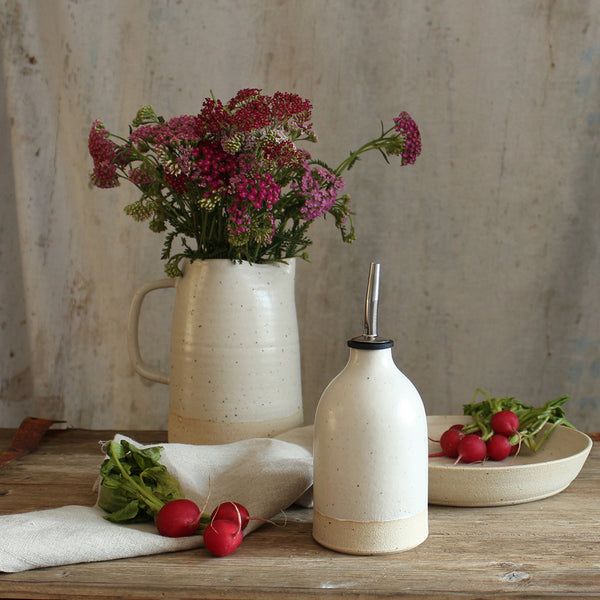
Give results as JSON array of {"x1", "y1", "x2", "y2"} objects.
[{"x1": 127, "y1": 258, "x2": 304, "y2": 444}]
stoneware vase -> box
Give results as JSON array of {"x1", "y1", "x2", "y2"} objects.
[
  {"x1": 127, "y1": 258, "x2": 304, "y2": 444},
  {"x1": 313, "y1": 263, "x2": 428, "y2": 554},
  {"x1": 313, "y1": 344, "x2": 429, "y2": 554}
]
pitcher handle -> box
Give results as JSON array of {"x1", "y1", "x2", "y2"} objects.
[{"x1": 127, "y1": 278, "x2": 176, "y2": 384}]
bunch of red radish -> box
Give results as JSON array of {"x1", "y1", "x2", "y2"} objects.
[
  {"x1": 155, "y1": 499, "x2": 251, "y2": 557},
  {"x1": 430, "y1": 410, "x2": 521, "y2": 464}
]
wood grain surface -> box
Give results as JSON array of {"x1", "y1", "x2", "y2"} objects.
[{"x1": 0, "y1": 428, "x2": 598, "y2": 600}]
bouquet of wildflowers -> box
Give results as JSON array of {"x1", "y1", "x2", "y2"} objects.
[{"x1": 88, "y1": 88, "x2": 421, "y2": 276}]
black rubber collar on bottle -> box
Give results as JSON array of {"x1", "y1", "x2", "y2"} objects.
[{"x1": 347, "y1": 336, "x2": 394, "y2": 350}]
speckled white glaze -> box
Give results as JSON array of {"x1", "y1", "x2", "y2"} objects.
[
  {"x1": 313, "y1": 346, "x2": 428, "y2": 554},
  {"x1": 128, "y1": 259, "x2": 304, "y2": 444}
]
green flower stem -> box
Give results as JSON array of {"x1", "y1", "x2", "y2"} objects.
[
  {"x1": 333, "y1": 125, "x2": 397, "y2": 176},
  {"x1": 163, "y1": 195, "x2": 189, "y2": 225},
  {"x1": 111, "y1": 132, "x2": 135, "y2": 146}
]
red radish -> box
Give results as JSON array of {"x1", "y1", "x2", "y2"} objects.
[
  {"x1": 454, "y1": 434, "x2": 487, "y2": 464},
  {"x1": 490, "y1": 410, "x2": 519, "y2": 436},
  {"x1": 486, "y1": 434, "x2": 512, "y2": 461},
  {"x1": 431, "y1": 424, "x2": 465, "y2": 443},
  {"x1": 210, "y1": 501, "x2": 250, "y2": 530},
  {"x1": 429, "y1": 427, "x2": 465, "y2": 458},
  {"x1": 203, "y1": 519, "x2": 244, "y2": 557},
  {"x1": 155, "y1": 499, "x2": 202, "y2": 537}
]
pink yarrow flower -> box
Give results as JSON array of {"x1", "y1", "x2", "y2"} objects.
[
  {"x1": 291, "y1": 165, "x2": 345, "y2": 221},
  {"x1": 128, "y1": 124, "x2": 159, "y2": 147},
  {"x1": 91, "y1": 160, "x2": 119, "y2": 188},
  {"x1": 154, "y1": 115, "x2": 200, "y2": 146},
  {"x1": 127, "y1": 166, "x2": 155, "y2": 186},
  {"x1": 88, "y1": 120, "x2": 117, "y2": 162},
  {"x1": 88, "y1": 120, "x2": 119, "y2": 188},
  {"x1": 393, "y1": 111, "x2": 422, "y2": 166}
]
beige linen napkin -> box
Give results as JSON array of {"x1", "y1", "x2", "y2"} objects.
[{"x1": 0, "y1": 426, "x2": 314, "y2": 573}]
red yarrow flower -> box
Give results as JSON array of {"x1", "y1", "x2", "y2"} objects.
[
  {"x1": 226, "y1": 88, "x2": 264, "y2": 112},
  {"x1": 196, "y1": 97, "x2": 232, "y2": 137},
  {"x1": 191, "y1": 142, "x2": 238, "y2": 200},
  {"x1": 226, "y1": 172, "x2": 280, "y2": 236},
  {"x1": 271, "y1": 91, "x2": 313, "y2": 135},
  {"x1": 165, "y1": 172, "x2": 189, "y2": 194},
  {"x1": 230, "y1": 95, "x2": 272, "y2": 133}
]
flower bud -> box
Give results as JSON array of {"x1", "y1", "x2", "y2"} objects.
[
  {"x1": 133, "y1": 105, "x2": 159, "y2": 127},
  {"x1": 222, "y1": 133, "x2": 245, "y2": 153}
]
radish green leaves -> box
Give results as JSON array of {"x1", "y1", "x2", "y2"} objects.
[
  {"x1": 98, "y1": 440, "x2": 184, "y2": 523},
  {"x1": 463, "y1": 389, "x2": 575, "y2": 452}
]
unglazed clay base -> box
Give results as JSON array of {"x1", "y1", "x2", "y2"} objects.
[
  {"x1": 167, "y1": 409, "x2": 305, "y2": 444},
  {"x1": 312, "y1": 507, "x2": 428, "y2": 555}
]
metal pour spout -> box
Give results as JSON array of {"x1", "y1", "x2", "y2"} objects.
[
  {"x1": 363, "y1": 263, "x2": 380, "y2": 339},
  {"x1": 347, "y1": 262, "x2": 393, "y2": 349}
]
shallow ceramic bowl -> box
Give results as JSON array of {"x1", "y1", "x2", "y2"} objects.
[{"x1": 428, "y1": 415, "x2": 592, "y2": 507}]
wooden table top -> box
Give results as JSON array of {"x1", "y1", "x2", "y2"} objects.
[{"x1": 0, "y1": 427, "x2": 598, "y2": 600}]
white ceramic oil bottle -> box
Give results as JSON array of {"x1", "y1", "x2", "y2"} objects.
[{"x1": 312, "y1": 263, "x2": 428, "y2": 554}]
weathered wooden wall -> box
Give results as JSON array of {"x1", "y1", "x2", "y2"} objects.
[{"x1": 1, "y1": 0, "x2": 599, "y2": 430}]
